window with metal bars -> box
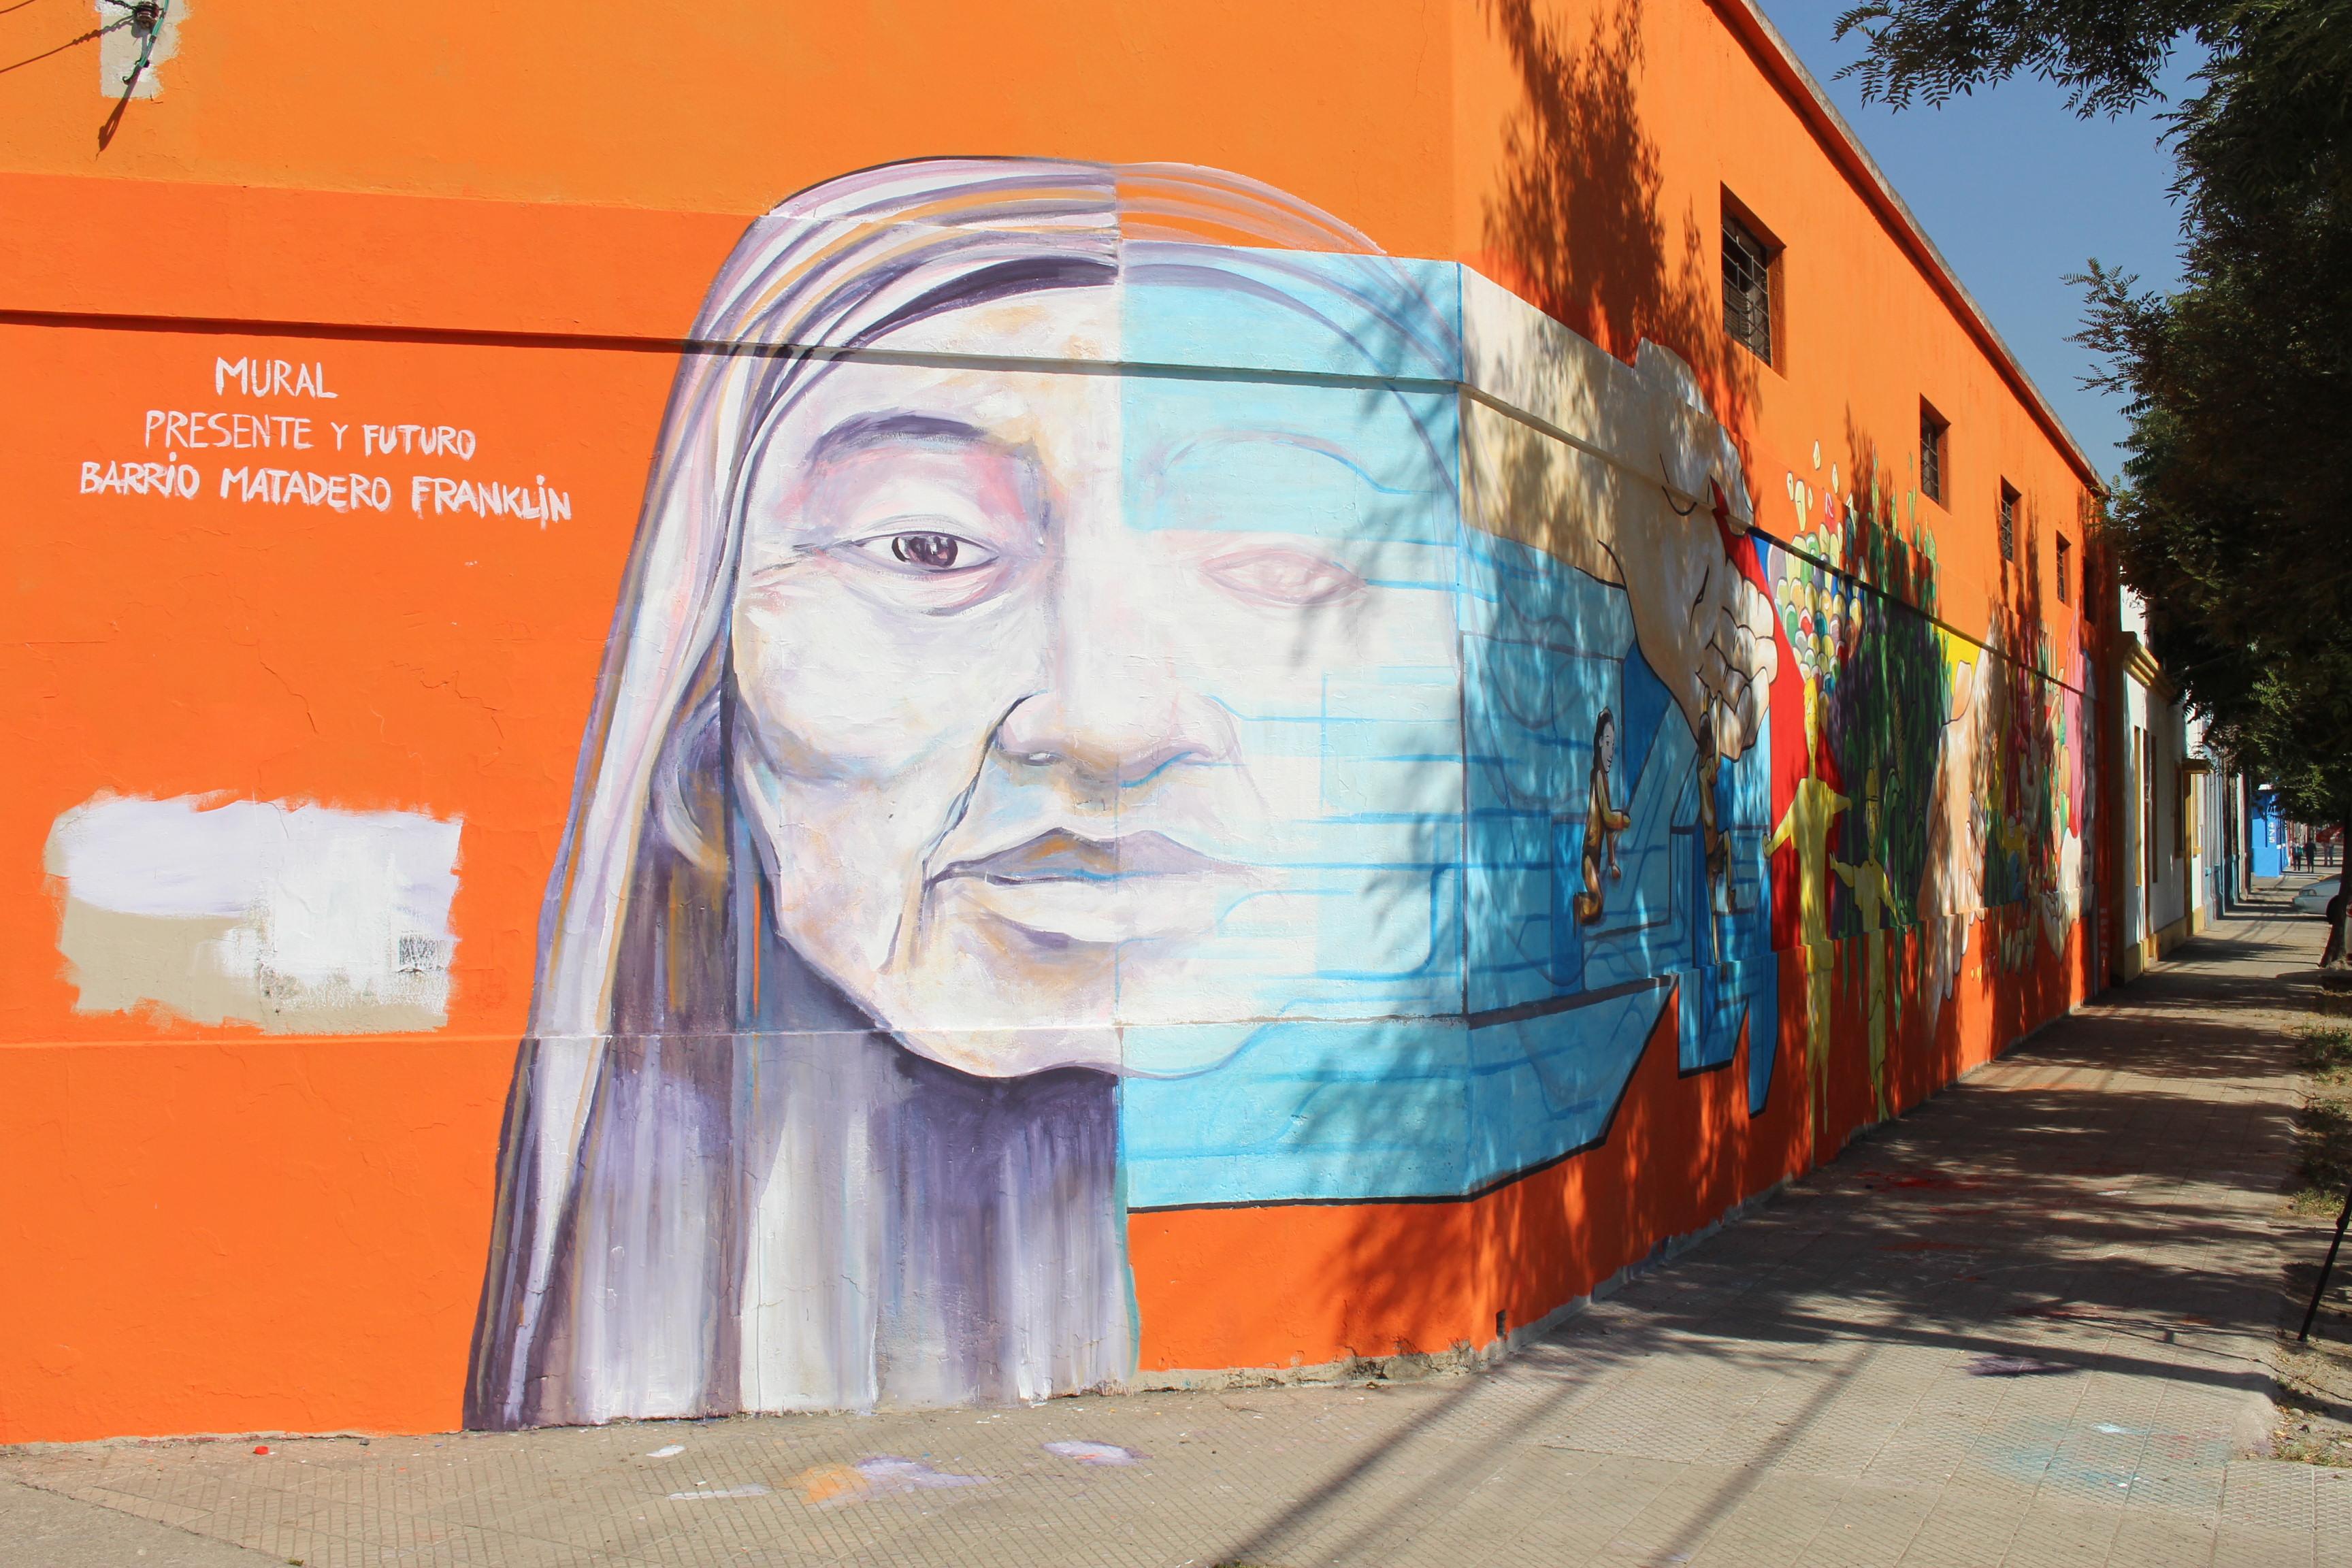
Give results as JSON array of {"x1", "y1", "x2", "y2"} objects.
[
  {"x1": 1722, "y1": 210, "x2": 1774, "y2": 364},
  {"x1": 2055, "y1": 534, "x2": 2072, "y2": 603},
  {"x1": 1998, "y1": 482, "x2": 2018, "y2": 561},
  {"x1": 1920, "y1": 402, "x2": 1946, "y2": 503}
]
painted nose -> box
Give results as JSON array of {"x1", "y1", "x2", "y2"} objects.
[{"x1": 994, "y1": 648, "x2": 1235, "y2": 790}]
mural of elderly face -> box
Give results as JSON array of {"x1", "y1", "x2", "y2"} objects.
[
  {"x1": 469, "y1": 157, "x2": 1788, "y2": 1432},
  {"x1": 730, "y1": 289, "x2": 1456, "y2": 1079},
  {"x1": 467, "y1": 159, "x2": 1467, "y2": 1430}
]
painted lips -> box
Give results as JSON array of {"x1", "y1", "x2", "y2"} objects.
[
  {"x1": 932, "y1": 828, "x2": 1243, "y2": 943},
  {"x1": 938, "y1": 828, "x2": 1227, "y2": 885}
]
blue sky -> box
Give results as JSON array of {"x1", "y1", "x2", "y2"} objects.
[{"x1": 1759, "y1": 5, "x2": 2200, "y2": 480}]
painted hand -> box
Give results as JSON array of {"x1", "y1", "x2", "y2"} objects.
[{"x1": 1614, "y1": 345, "x2": 1778, "y2": 763}]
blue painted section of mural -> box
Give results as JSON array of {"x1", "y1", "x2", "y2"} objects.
[
  {"x1": 1103, "y1": 251, "x2": 2087, "y2": 1214},
  {"x1": 1118, "y1": 244, "x2": 1463, "y2": 382},
  {"x1": 1114, "y1": 252, "x2": 1790, "y2": 1210},
  {"x1": 1458, "y1": 529, "x2": 1778, "y2": 1092},
  {"x1": 1120, "y1": 517, "x2": 1781, "y2": 1209}
]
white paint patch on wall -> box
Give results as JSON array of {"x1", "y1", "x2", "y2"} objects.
[
  {"x1": 45, "y1": 793, "x2": 462, "y2": 1033},
  {"x1": 96, "y1": 0, "x2": 186, "y2": 102}
]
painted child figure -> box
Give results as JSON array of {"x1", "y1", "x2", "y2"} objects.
[
  {"x1": 1696, "y1": 706, "x2": 1737, "y2": 960},
  {"x1": 1573, "y1": 708, "x2": 1633, "y2": 925},
  {"x1": 1766, "y1": 681, "x2": 1850, "y2": 1137},
  {"x1": 1830, "y1": 766, "x2": 1897, "y2": 1119}
]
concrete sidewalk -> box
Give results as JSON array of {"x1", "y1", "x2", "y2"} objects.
[{"x1": 6, "y1": 889, "x2": 2348, "y2": 1567}]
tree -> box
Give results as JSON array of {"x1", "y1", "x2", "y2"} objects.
[
  {"x1": 1834, "y1": 0, "x2": 2220, "y2": 115},
  {"x1": 1833, "y1": 2, "x2": 2352, "y2": 218},
  {"x1": 2201, "y1": 657, "x2": 2352, "y2": 959},
  {"x1": 1838, "y1": 0, "x2": 2352, "y2": 960}
]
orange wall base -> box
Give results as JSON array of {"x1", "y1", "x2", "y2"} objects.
[
  {"x1": 1131, "y1": 917, "x2": 2092, "y2": 1374},
  {"x1": 0, "y1": 916, "x2": 2089, "y2": 1443},
  {"x1": 0, "y1": 1037, "x2": 509, "y2": 1443}
]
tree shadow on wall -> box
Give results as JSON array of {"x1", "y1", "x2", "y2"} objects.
[
  {"x1": 1269, "y1": 0, "x2": 1776, "y2": 1383},
  {"x1": 1243, "y1": 993, "x2": 1771, "y2": 1369},
  {"x1": 1201, "y1": 0, "x2": 1786, "y2": 1410},
  {"x1": 1982, "y1": 498, "x2": 2071, "y2": 1052},
  {"x1": 1827, "y1": 421, "x2": 1950, "y2": 948},
  {"x1": 1480, "y1": 0, "x2": 1752, "y2": 429}
]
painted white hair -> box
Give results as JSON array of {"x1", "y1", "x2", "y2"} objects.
[{"x1": 468, "y1": 156, "x2": 1459, "y2": 1428}]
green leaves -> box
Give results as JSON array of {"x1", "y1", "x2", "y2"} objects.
[
  {"x1": 1845, "y1": 1, "x2": 2352, "y2": 820},
  {"x1": 1832, "y1": 0, "x2": 2216, "y2": 116}
]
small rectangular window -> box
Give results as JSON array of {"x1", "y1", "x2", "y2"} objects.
[
  {"x1": 1998, "y1": 482, "x2": 2018, "y2": 562},
  {"x1": 1722, "y1": 206, "x2": 1775, "y2": 365},
  {"x1": 2055, "y1": 534, "x2": 2072, "y2": 603},
  {"x1": 1919, "y1": 402, "x2": 1948, "y2": 504}
]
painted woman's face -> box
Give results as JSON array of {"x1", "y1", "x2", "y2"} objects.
[{"x1": 730, "y1": 282, "x2": 1459, "y2": 1077}]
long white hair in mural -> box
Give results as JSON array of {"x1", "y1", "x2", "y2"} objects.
[{"x1": 464, "y1": 158, "x2": 1469, "y2": 1427}]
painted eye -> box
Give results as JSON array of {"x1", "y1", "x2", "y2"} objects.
[
  {"x1": 892, "y1": 532, "x2": 962, "y2": 569},
  {"x1": 1200, "y1": 547, "x2": 1367, "y2": 608},
  {"x1": 843, "y1": 529, "x2": 998, "y2": 574}
]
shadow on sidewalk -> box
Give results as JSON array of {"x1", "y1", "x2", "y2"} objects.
[{"x1": 1213, "y1": 909, "x2": 2315, "y2": 1565}]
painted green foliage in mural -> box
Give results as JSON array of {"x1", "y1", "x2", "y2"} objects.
[
  {"x1": 1776, "y1": 453, "x2": 1951, "y2": 940},
  {"x1": 1826, "y1": 592, "x2": 1949, "y2": 937},
  {"x1": 1983, "y1": 627, "x2": 2064, "y2": 916},
  {"x1": 1777, "y1": 439, "x2": 2086, "y2": 973}
]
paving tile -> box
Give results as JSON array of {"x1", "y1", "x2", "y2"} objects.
[
  {"x1": 2100, "y1": 1509, "x2": 2219, "y2": 1568},
  {"x1": 1788, "y1": 1486, "x2": 1945, "y2": 1568},
  {"x1": 2208, "y1": 1521, "x2": 2313, "y2": 1568},
  {"x1": 1889, "y1": 1489, "x2": 2027, "y2": 1568},
  {"x1": 1997, "y1": 1494, "x2": 2125, "y2": 1566}
]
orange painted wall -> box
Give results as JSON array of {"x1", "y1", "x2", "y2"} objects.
[
  {"x1": 1, "y1": 0, "x2": 2107, "y2": 1440},
  {"x1": 1446, "y1": 0, "x2": 2097, "y2": 647},
  {"x1": 1133, "y1": 918, "x2": 2097, "y2": 1374}
]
